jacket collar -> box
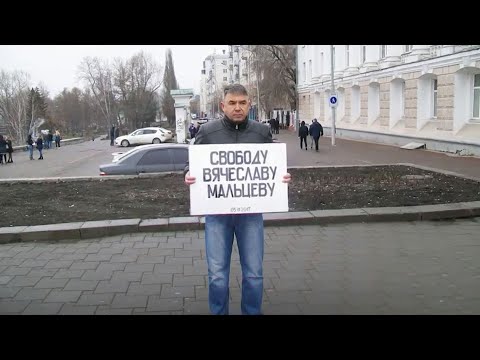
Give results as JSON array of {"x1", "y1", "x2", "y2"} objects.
[{"x1": 222, "y1": 115, "x2": 249, "y2": 130}]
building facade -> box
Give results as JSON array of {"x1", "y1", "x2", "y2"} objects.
[
  {"x1": 199, "y1": 50, "x2": 231, "y2": 119},
  {"x1": 227, "y1": 45, "x2": 261, "y2": 119},
  {"x1": 199, "y1": 45, "x2": 262, "y2": 120},
  {"x1": 297, "y1": 45, "x2": 480, "y2": 153}
]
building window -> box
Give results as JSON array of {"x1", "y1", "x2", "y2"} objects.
[
  {"x1": 361, "y1": 46, "x2": 366, "y2": 63},
  {"x1": 223, "y1": 69, "x2": 227, "y2": 73},
  {"x1": 432, "y1": 79, "x2": 438, "y2": 117},
  {"x1": 345, "y1": 45, "x2": 350, "y2": 67},
  {"x1": 223, "y1": 77, "x2": 227, "y2": 82},
  {"x1": 303, "y1": 62, "x2": 306, "y2": 83},
  {"x1": 404, "y1": 45, "x2": 413, "y2": 53},
  {"x1": 309, "y1": 60, "x2": 312, "y2": 81},
  {"x1": 474, "y1": 74, "x2": 480, "y2": 118},
  {"x1": 380, "y1": 45, "x2": 387, "y2": 59}
]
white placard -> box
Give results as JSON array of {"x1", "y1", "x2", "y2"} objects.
[{"x1": 188, "y1": 143, "x2": 288, "y2": 215}]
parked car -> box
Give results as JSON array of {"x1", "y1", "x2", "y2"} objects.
[
  {"x1": 156, "y1": 127, "x2": 173, "y2": 141},
  {"x1": 99, "y1": 143, "x2": 188, "y2": 176},
  {"x1": 114, "y1": 127, "x2": 169, "y2": 147}
]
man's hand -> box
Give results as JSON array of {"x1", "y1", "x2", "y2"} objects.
[
  {"x1": 282, "y1": 173, "x2": 292, "y2": 183},
  {"x1": 184, "y1": 171, "x2": 196, "y2": 185}
]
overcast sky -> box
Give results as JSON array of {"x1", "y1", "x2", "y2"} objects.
[{"x1": 0, "y1": 45, "x2": 228, "y2": 97}]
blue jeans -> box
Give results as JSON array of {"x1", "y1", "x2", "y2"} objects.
[
  {"x1": 28, "y1": 145, "x2": 34, "y2": 159},
  {"x1": 205, "y1": 213, "x2": 264, "y2": 315}
]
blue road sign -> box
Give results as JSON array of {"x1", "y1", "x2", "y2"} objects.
[{"x1": 329, "y1": 95, "x2": 338, "y2": 107}]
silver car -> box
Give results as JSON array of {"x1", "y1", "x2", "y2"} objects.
[{"x1": 99, "y1": 143, "x2": 188, "y2": 176}]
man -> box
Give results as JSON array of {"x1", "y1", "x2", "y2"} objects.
[
  {"x1": 184, "y1": 84, "x2": 291, "y2": 315},
  {"x1": 188, "y1": 122, "x2": 197, "y2": 139},
  {"x1": 110, "y1": 125, "x2": 115, "y2": 146},
  {"x1": 309, "y1": 118, "x2": 323, "y2": 152}
]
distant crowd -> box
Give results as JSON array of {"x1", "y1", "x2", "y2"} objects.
[{"x1": 0, "y1": 129, "x2": 62, "y2": 164}]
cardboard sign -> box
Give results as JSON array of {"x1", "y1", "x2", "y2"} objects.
[{"x1": 188, "y1": 143, "x2": 288, "y2": 215}]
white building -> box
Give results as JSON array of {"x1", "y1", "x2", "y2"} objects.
[
  {"x1": 297, "y1": 45, "x2": 480, "y2": 155},
  {"x1": 221, "y1": 45, "x2": 262, "y2": 120},
  {"x1": 199, "y1": 50, "x2": 231, "y2": 118}
]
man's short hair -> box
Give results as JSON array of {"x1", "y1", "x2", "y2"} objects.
[{"x1": 223, "y1": 84, "x2": 248, "y2": 97}]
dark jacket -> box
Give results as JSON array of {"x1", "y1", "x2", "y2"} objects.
[
  {"x1": 0, "y1": 138, "x2": 6, "y2": 153},
  {"x1": 298, "y1": 125, "x2": 309, "y2": 138},
  {"x1": 6, "y1": 139, "x2": 13, "y2": 153},
  {"x1": 27, "y1": 136, "x2": 34, "y2": 146},
  {"x1": 36, "y1": 137, "x2": 43, "y2": 149},
  {"x1": 309, "y1": 122, "x2": 323, "y2": 138},
  {"x1": 185, "y1": 116, "x2": 272, "y2": 174},
  {"x1": 194, "y1": 116, "x2": 272, "y2": 145}
]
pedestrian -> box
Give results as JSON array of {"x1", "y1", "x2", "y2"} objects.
[
  {"x1": 309, "y1": 119, "x2": 315, "y2": 149},
  {"x1": 27, "y1": 134, "x2": 34, "y2": 160},
  {"x1": 309, "y1": 118, "x2": 323, "y2": 152},
  {"x1": 47, "y1": 131, "x2": 53, "y2": 149},
  {"x1": 184, "y1": 84, "x2": 292, "y2": 315},
  {"x1": 110, "y1": 125, "x2": 115, "y2": 146},
  {"x1": 0, "y1": 135, "x2": 7, "y2": 164},
  {"x1": 298, "y1": 120, "x2": 309, "y2": 150},
  {"x1": 55, "y1": 130, "x2": 61, "y2": 148},
  {"x1": 36, "y1": 136, "x2": 44, "y2": 160},
  {"x1": 188, "y1": 123, "x2": 197, "y2": 139},
  {"x1": 5, "y1": 136, "x2": 14, "y2": 163}
]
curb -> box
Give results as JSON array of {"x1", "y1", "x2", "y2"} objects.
[{"x1": 1, "y1": 201, "x2": 480, "y2": 244}]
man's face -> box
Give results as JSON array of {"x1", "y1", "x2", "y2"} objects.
[{"x1": 221, "y1": 92, "x2": 250, "y2": 122}]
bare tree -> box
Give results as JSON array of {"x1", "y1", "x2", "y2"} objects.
[
  {"x1": 113, "y1": 51, "x2": 163, "y2": 130},
  {"x1": 247, "y1": 45, "x2": 297, "y2": 116},
  {"x1": 0, "y1": 70, "x2": 31, "y2": 144},
  {"x1": 77, "y1": 57, "x2": 117, "y2": 133}
]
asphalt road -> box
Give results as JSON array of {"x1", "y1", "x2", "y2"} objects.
[
  {"x1": 1, "y1": 131, "x2": 480, "y2": 180},
  {"x1": 0, "y1": 138, "x2": 125, "y2": 179}
]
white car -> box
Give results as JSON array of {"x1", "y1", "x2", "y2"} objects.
[
  {"x1": 156, "y1": 127, "x2": 173, "y2": 141},
  {"x1": 114, "y1": 127, "x2": 168, "y2": 147}
]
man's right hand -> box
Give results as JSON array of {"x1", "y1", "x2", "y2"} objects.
[{"x1": 184, "y1": 171, "x2": 196, "y2": 185}]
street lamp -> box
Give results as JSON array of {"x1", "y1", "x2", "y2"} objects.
[{"x1": 330, "y1": 45, "x2": 336, "y2": 146}]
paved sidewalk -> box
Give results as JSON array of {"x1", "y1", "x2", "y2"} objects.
[
  {"x1": 276, "y1": 131, "x2": 480, "y2": 180},
  {"x1": 1, "y1": 217, "x2": 479, "y2": 315},
  {"x1": 1, "y1": 131, "x2": 480, "y2": 314}
]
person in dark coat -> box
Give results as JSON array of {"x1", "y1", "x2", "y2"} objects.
[
  {"x1": 27, "y1": 134, "x2": 34, "y2": 160},
  {"x1": 110, "y1": 125, "x2": 115, "y2": 146},
  {"x1": 5, "y1": 136, "x2": 14, "y2": 163},
  {"x1": 47, "y1": 132, "x2": 53, "y2": 149},
  {"x1": 309, "y1": 118, "x2": 324, "y2": 152},
  {"x1": 0, "y1": 135, "x2": 7, "y2": 164},
  {"x1": 298, "y1": 121, "x2": 309, "y2": 150},
  {"x1": 189, "y1": 123, "x2": 197, "y2": 139},
  {"x1": 36, "y1": 136, "x2": 44, "y2": 160}
]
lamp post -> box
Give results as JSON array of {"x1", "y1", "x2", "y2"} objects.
[{"x1": 330, "y1": 45, "x2": 336, "y2": 146}]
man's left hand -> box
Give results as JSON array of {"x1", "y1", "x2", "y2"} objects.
[{"x1": 282, "y1": 173, "x2": 292, "y2": 183}]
